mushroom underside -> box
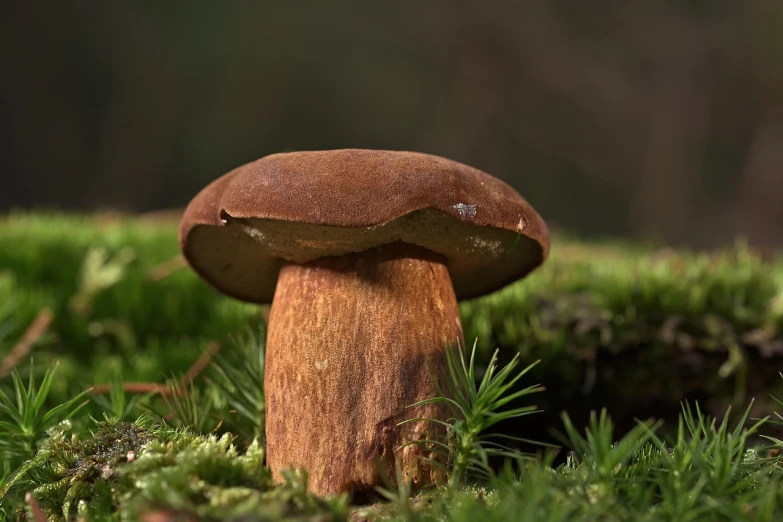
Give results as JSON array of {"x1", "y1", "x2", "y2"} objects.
[
  {"x1": 264, "y1": 241, "x2": 464, "y2": 496},
  {"x1": 182, "y1": 208, "x2": 543, "y2": 303}
]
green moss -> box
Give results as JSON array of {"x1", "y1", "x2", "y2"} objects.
[
  {"x1": 31, "y1": 420, "x2": 158, "y2": 520},
  {"x1": 460, "y1": 240, "x2": 783, "y2": 442},
  {"x1": 1, "y1": 417, "x2": 162, "y2": 520},
  {"x1": 118, "y1": 432, "x2": 347, "y2": 521},
  {"x1": 3, "y1": 212, "x2": 783, "y2": 519},
  {"x1": 3, "y1": 212, "x2": 783, "y2": 447},
  {"x1": 4, "y1": 417, "x2": 347, "y2": 521},
  {"x1": 0, "y1": 213, "x2": 258, "y2": 411}
]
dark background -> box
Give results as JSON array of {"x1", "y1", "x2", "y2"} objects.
[{"x1": 2, "y1": 1, "x2": 782, "y2": 248}]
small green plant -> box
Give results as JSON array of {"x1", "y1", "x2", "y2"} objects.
[
  {"x1": 401, "y1": 339, "x2": 545, "y2": 487},
  {"x1": 210, "y1": 327, "x2": 267, "y2": 445},
  {"x1": 0, "y1": 361, "x2": 89, "y2": 476},
  {"x1": 89, "y1": 374, "x2": 147, "y2": 422},
  {"x1": 559, "y1": 408, "x2": 660, "y2": 482},
  {"x1": 373, "y1": 462, "x2": 415, "y2": 520},
  {"x1": 146, "y1": 377, "x2": 220, "y2": 434},
  {"x1": 141, "y1": 330, "x2": 267, "y2": 440},
  {"x1": 649, "y1": 401, "x2": 769, "y2": 519},
  {"x1": 69, "y1": 246, "x2": 135, "y2": 318},
  {"x1": 760, "y1": 372, "x2": 783, "y2": 443}
]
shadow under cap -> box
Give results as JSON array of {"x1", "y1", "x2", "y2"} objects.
[{"x1": 179, "y1": 149, "x2": 550, "y2": 303}]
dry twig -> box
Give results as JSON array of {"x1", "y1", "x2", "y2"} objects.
[
  {"x1": 90, "y1": 341, "x2": 221, "y2": 396},
  {"x1": 0, "y1": 308, "x2": 53, "y2": 378},
  {"x1": 25, "y1": 492, "x2": 49, "y2": 522},
  {"x1": 147, "y1": 256, "x2": 187, "y2": 281}
]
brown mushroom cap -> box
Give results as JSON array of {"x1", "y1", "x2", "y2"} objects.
[{"x1": 179, "y1": 149, "x2": 549, "y2": 302}]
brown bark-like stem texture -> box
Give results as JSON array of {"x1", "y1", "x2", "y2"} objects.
[{"x1": 265, "y1": 241, "x2": 464, "y2": 496}]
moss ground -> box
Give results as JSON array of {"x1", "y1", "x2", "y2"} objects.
[{"x1": 1, "y1": 212, "x2": 783, "y2": 520}]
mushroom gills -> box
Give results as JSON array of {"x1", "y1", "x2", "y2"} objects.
[{"x1": 264, "y1": 241, "x2": 464, "y2": 496}]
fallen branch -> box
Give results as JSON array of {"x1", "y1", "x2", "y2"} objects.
[
  {"x1": 0, "y1": 308, "x2": 53, "y2": 378},
  {"x1": 90, "y1": 341, "x2": 221, "y2": 396},
  {"x1": 89, "y1": 382, "x2": 173, "y2": 395},
  {"x1": 147, "y1": 255, "x2": 187, "y2": 281},
  {"x1": 141, "y1": 510, "x2": 197, "y2": 522},
  {"x1": 180, "y1": 340, "x2": 221, "y2": 386}
]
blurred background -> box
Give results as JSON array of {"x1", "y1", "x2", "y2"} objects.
[{"x1": 2, "y1": 1, "x2": 782, "y2": 248}]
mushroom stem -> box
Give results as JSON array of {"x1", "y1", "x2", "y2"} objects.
[{"x1": 265, "y1": 241, "x2": 464, "y2": 496}]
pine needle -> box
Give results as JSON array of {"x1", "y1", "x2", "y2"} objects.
[
  {"x1": 90, "y1": 341, "x2": 220, "y2": 396},
  {"x1": 25, "y1": 492, "x2": 49, "y2": 522}
]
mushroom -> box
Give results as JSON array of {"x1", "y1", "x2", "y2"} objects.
[{"x1": 179, "y1": 149, "x2": 549, "y2": 496}]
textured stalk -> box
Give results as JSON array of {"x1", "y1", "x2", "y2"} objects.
[{"x1": 265, "y1": 241, "x2": 463, "y2": 496}]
